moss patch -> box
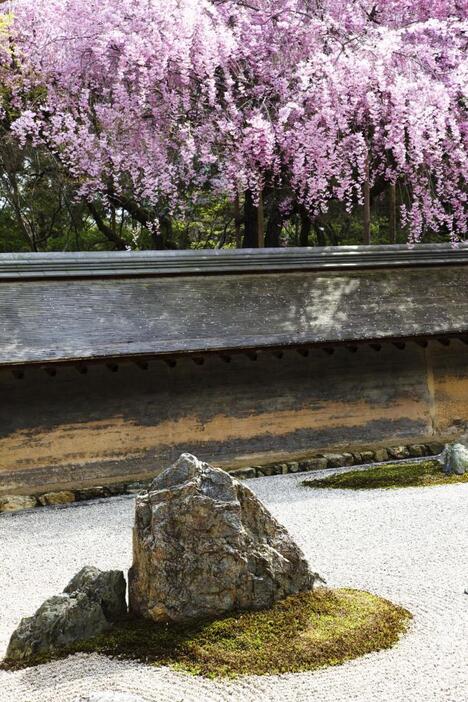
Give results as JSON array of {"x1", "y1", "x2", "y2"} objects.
[
  {"x1": 2, "y1": 588, "x2": 411, "y2": 677},
  {"x1": 304, "y1": 460, "x2": 468, "y2": 490}
]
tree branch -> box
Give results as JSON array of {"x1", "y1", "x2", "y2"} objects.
[{"x1": 87, "y1": 202, "x2": 127, "y2": 250}]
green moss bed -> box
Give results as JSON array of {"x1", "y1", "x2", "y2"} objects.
[
  {"x1": 2, "y1": 588, "x2": 411, "y2": 678},
  {"x1": 304, "y1": 460, "x2": 468, "y2": 491}
]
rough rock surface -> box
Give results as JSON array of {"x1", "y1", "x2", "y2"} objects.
[
  {"x1": 443, "y1": 443, "x2": 468, "y2": 475},
  {"x1": 64, "y1": 566, "x2": 127, "y2": 622},
  {"x1": 128, "y1": 453, "x2": 316, "y2": 623},
  {"x1": 0, "y1": 495, "x2": 37, "y2": 512},
  {"x1": 6, "y1": 567, "x2": 126, "y2": 662},
  {"x1": 38, "y1": 491, "x2": 75, "y2": 506}
]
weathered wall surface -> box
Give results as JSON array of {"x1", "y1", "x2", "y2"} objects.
[
  {"x1": 427, "y1": 343, "x2": 468, "y2": 435},
  {"x1": 0, "y1": 341, "x2": 466, "y2": 494},
  {"x1": 2, "y1": 266, "x2": 468, "y2": 365}
]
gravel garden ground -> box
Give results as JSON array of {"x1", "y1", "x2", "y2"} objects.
[{"x1": 0, "y1": 466, "x2": 467, "y2": 702}]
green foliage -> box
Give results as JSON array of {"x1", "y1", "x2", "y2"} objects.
[
  {"x1": 0, "y1": 137, "x2": 452, "y2": 253},
  {"x1": 0, "y1": 133, "x2": 448, "y2": 252},
  {"x1": 2, "y1": 588, "x2": 411, "y2": 677},
  {"x1": 304, "y1": 460, "x2": 468, "y2": 490}
]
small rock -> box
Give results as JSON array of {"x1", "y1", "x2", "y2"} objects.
[
  {"x1": 442, "y1": 443, "x2": 468, "y2": 475},
  {"x1": 279, "y1": 463, "x2": 289, "y2": 474},
  {"x1": 374, "y1": 448, "x2": 389, "y2": 462},
  {"x1": 360, "y1": 451, "x2": 375, "y2": 463},
  {"x1": 342, "y1": 453, "x2": 355, "y2": 466},
  {"x1": 129, "y1": 453, "x2": 317, "y2": 623},
  {"x1": 230, "y1": 468, "x2": 256, "y2": 480},
  {"x1": 257, "y1": 464, "x2": 282, "y2": 476},
  {"x1": 387, "y1": 446, "x2": 410, "y2": 460},
  {"x1": 426, "y1": 442, "x2": 445, "y2": 456},
  {"x1": 287, "y1": 461, "x2": 300, "y2": 473},
  {"x1": 76, "y1": 487, "x2": 108, "y2": 501},
  {"x1": 38, "y1": 491, "x2": 75, "y2": 506},
  {"x1": 0, "y1": 495, "x2": 37, "y2": 513},
  {"x1": 6, "y1": 593, "x2": 109, "y2": 662},
  {"x1": 352, "y1": 452, "x2": 363, "y2": 464},
  {"x1": 125, "y1": 481, "x2": 150, "y2": 494},
  {"x1": 323, "y1": 453, "x2": 347, "y2": 468},
  {"x1": 6, "y1": 567, "x2": 127, "y2": 662},
  {"x1": 299, "y1": 457, "x2": 327, "y2": 471},
  {"x1": 408, "y1": 445, "x2": 425, "y2": 458},
  {"x1": 106, "y1": 483, "x2": 128, "y2": 496}
]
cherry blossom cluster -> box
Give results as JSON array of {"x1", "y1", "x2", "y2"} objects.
[{"x1": 1, "y1": 0, "x2": 467, "y2": 240}]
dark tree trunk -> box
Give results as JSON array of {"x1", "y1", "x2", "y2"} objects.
[
  {"x1": 242, "y1": 190, "x2": 258, "y2": 248},
  {"x1": 326, "y1": 223, "x2": 339, "y2": 246},
  {"x1": 257, "y1": 191, "x2": 265, "y2": 247},
  {"x1": 389, "y1": 183, "x2": 397, "y2": 243},
  {"x1": 87, "y1": 203, "x2": 127, "y2": 250},
  {"x1": 299, "y1": 209, "x2": 311, "y2": 247},
  {"x1": 265, "y1": 200, "x2": 282, "y2": 247},
  {"x1": 107, "y1": 192, "x2": 175, "y2": 250},
  {"x1": 313, "y1": 221, "x2": 327, "y2": 247},
  {"x1": 363, "y1": 150, "x2": 371, "y2": 245},
  {"x1": 156, "y1": 215, "x2": 175, "y2": 250},
  {"x1": 233, "y1": 195, "x2": 242, "y2": 248}
]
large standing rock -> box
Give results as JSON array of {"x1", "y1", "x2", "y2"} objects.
[
  {"x1": 6, "y1": 567, "x2": 126, "y2": 662},
  {"x1": 128, "y1": 454, "x2": 317, "y2": 623},
  {"x1": 443, "y1": 443, "x2": 468, "y2": 475}
]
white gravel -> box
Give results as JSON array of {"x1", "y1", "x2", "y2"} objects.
[{"x1": 1, "y1": 471, "x2": 467, "y2": 702}]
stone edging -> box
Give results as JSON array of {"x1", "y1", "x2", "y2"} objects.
[
  {"x1": 0, "y1": 442, "x2": 444, "y2": 513},
  {"x1": 229, "y1": 443, "x2": 444, "y2": 479}
]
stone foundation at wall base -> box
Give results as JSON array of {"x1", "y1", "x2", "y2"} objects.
[{"x1": 0, "y1": 441, "x2": 445, "y2": 513}]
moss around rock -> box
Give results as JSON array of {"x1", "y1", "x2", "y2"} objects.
[
  {"x1": 304, "y1": 460, "x2": 468, "y2": 490},
  {"x1": 2, "y1": 588, "x2": 411, "y2": 677}
]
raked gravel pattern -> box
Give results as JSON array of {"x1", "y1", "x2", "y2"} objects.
[{"x1": 0, "y1": 468, "x2": 467, "y2": 702}]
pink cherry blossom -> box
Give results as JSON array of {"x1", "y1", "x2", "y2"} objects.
[{"x1": 1, "y1": 0, "x2": 466, "y2": 241}]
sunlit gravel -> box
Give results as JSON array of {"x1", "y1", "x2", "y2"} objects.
[{"x1": 1, "y1": 470, "x2": 467, "y2": 702}]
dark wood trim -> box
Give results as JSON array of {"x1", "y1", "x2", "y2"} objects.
[
  {"x1": 2, "y1": 333, "x2": 466, "y2": 374},
  {"x1": 1, "y1": 243, "x2": 467, "y2": 281}
]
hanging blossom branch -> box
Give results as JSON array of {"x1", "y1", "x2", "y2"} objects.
[{"x1": 0, "y1": 0, "x2": 466, "y2": 242}]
